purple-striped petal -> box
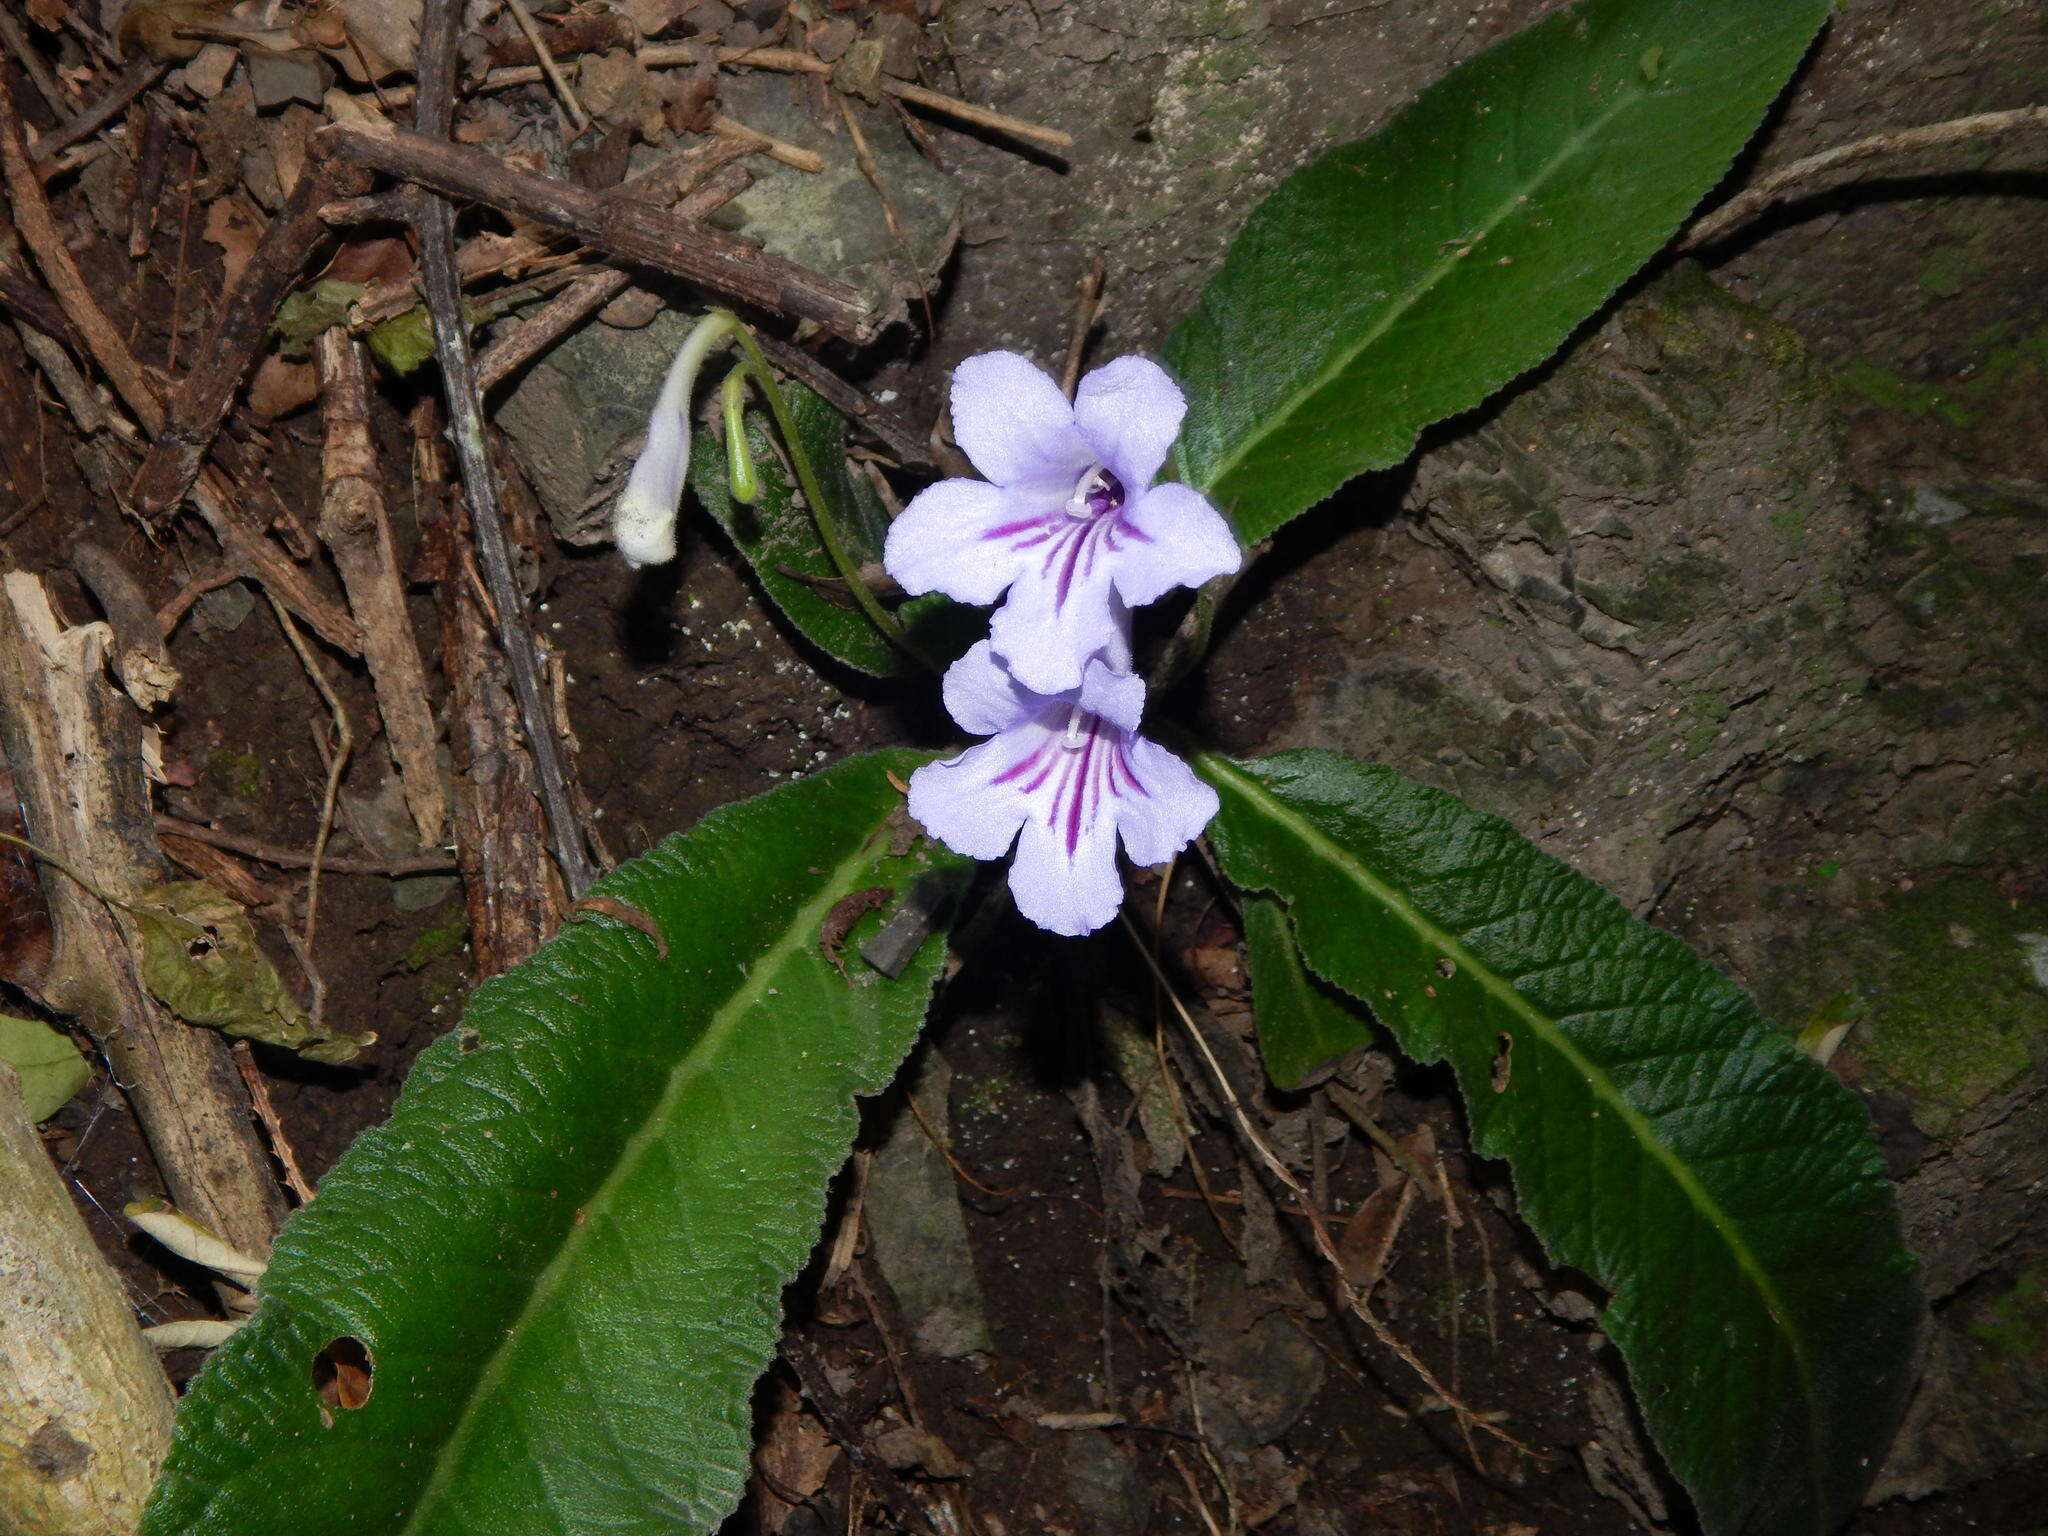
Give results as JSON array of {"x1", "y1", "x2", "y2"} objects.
[
  {"x1": 1115, "y1": 735, "x2": 1218, "y2": 869},
  {"x1": 1109, "y1": 482, "x2": 1241, "y2": 608},
  {"x1": 988, "y1": 551, "x2": 1127, "y2": 696},
  {"x1": 1074, "y1": 356, "x2": 1186, "y2": 493},
  {"x1": 904, "y1": 729, "x2": 1043, "y2": 863},
  {"x1": 950, "y1": 352, "x2": 1090, "y2": 490},
  {"x1": 883, "y1": 478, "x2": 1034, "y2": 605},
  {"x1": 1005, "y1": 742, "x2": 1128, "y2": 936}
]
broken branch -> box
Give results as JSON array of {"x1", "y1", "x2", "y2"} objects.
[
  {"x1": 315, "y1": 120, "x2": 880, "y2": 342},
  {"x1": 314, "y1": 328, "x2": 449, "y2": 846},
  {"x1": 129, "y1": 162, "x2": 365, "y2": 521}
]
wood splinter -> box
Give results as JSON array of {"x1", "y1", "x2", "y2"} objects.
[{"x1": 313, "y1": 329, "x2": 450, "y2": 847}]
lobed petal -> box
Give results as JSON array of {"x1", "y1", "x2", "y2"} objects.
[
  {"x1": 1114, "y1": 735, "x2": 1220, "y2": 869},
  {"x1": 883, "y1": 479, "x2": 1034, "y2": 605},
  {"x1": 1109, "y1": 482, "x2": 1242, "y2": 609},
  {"x1": 1074, "y1": 356, "x2": 1187, "y2": 493},
  {"x1": 904, "y1": 732, "x2": 1045, "y2": 863},
  {"x1": 1075, "y1": 658, "x2": 1146, "y2": 735},
  {"x1": 989, "y1": 556, "x2": 1128, "y2": 696},
  {"x1": 1008, "y1": 809, "x2": 1126, "y2": 937},
  {"x1": 950, "y1": 352, "x2": 1090, "y2": 489},
  {"x1": 940, "y1": 641, "x2": 1042, "y2": 737}
]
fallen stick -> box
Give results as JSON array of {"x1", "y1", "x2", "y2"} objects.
[
  {"x1": 420, "y1": 405, "x2": 561, "y2": 974},
  {"x1": 130, "y1": 162, "x2": 365, "y2": 521},
  {"x1": 0, "y1": 76, "x2": 165, "y2": 436},
  {"x1": 0, "y1": 574, "x2": 286, "y2": 1266},
  {"x1": 713, "y1": 46, "x2": 1072, "y2": 151},
  {"x1": 473, "y1": 155, "x2": 754, "y2": 392},
  {"x1": 412, "y1": 0, "x2": 598, "y2": 899},
  {"x1": 313, "y1": 329, "x2": 449, "y2": 846},
  {"x1": 2, "y1": 77, "x2": 360, "y2": 653},
  {"x1": 399, "y1": 41, "x2": 1072, "y2": 152},
  {"x1": 26, "y1": 56, "x2": 163, "y2": 176},
  {"x1": 1681, "y1": 105, "x2": 2048, "y2": 251},
  {"x1": 0, "y1": 1062, "x2": 177, "y2": 1536},
  {"x1": 315, "y1": 119, "x2": 880, "y2": 342},
  {"x1": 154, "y1": 814, "x2": 455, "y2": 875}
]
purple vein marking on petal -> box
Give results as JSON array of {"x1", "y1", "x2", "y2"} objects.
[
  {"x1": 985, "y1": 514, "x2": 1055, "y2": 541},
  {"x1": 1111, "y1": 740, "x2": 1148, "y2": 798},
  {"x1": 1062, "y1": 728, "x2": 1100, "y2": 855},
  {"x1": 1047, "y1": 516, "x2": 1112, "y2": 608},
  {"x1": 992, "y1": 737, "x2": 1054, "y2": 788}
]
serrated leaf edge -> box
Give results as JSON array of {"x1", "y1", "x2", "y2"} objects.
[
  {"x1": 399, "y1": 804, "x2": 899, "y2": 1532},
  {"x1": 1197, "y1": 752, "x2": 1822, "y2": 1487}
]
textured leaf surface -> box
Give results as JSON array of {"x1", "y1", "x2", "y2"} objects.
[
  {"x1": 0, "y1": 1013, "x2": 87, "y2": 1120},
  {"x1": 145, "y1": 752, "x2": 959, "y2": 1536},
  {"x1": 1202, "y1": 750, "x2": 1920, "y2": 1536},
  {"x1": 696, "y1": 384, "x2": 970, "y2": 676},
  {"x1": 1240, "y1": 892, "x2": 1373, "y2": 1090},
  {"x1": 1165, "y1": 0, "x2": 1831, "y2": 543}
]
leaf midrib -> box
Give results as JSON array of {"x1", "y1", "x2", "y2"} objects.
[
  {"x1": 400, "y1": 816, "x2": 893, "y2": 1532},
  {"x1": 1201, "y1": 754, "x2": 1820, "y2": 1494},
  {"x1": 1192, "y1": 34, "x2": 1671, "y2": 503}
]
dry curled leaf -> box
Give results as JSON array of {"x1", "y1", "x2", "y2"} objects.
[
  {"x1": 131, "y1": 880, "x2": 371, "y2": 1063},
  {"x1": 203, "y1": 196, "x2": 264, "y2": 289}
]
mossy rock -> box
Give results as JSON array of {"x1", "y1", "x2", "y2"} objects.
[{"x1": 1813, "y1": 877, "x2": 2048, "y2": 1138}]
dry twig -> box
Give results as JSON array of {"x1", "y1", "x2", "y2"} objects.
[
  {"x1": 1118, "y1": 913, "x2": 1519, "y2": 1453},
  {"x1": 314, "y1": 328, "x2": 449, "y2": 845},
  {"x1": 153, "y1": 814, "x2": 456, "y2": 876},
  {"x1": 0, "y1": 574, "x2": 286, "y2": 1260},
  {"x1": 316, "y1": 120, "x2": 878, "y2": 342},
  {"x1": 264, "y1": 595, "x2": 351, "y2": 958},
  {"x1": 0, "y1": 1062, "x2": 176, "y2": 1534},
  {"x1": 129, "y1": 163, "x2": 363, "y2": 520},
  {"x1": 413, "y1": 0, "x2": 597, "y2": 900},
  {"x1": 1682, "y1": 106, "x2": 2048, "y2": 250}
]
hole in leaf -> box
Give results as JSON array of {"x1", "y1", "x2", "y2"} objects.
[
  {"x1": 1435, "y1": 957, "x2": 1456, "y2": 979},
  {"x1": 455, "y1": 1026, "x2": 481, "y2": 1053},
  {"x1": 311, "y1": 1335, "x2": 374, "y2": 1411},
  {"x1": 1490, "y1": 1033, "x2": 1513, "y2": 1094}
]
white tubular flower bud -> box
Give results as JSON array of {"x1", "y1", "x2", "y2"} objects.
[{"x1": 612, "y1": 312, "x2": 742, "y2": 568}]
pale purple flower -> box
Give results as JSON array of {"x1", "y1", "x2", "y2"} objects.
[
  {"x1": 908, "y1": 642, "x2": 1219, "y2": 937},
  {"x1": 884, "y1": 352, "x2": 1242, "y2": 695}
]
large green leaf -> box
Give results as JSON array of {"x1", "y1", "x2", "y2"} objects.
[
  {"x1": 695, "y1": 384, "x2": 972, "y2": 677},
  {"x1": 1165, "y1": 0, "x2": 1831, "y2": 543},
  {"x1": 1201, "y1": 750, "x2": 1920, "y2": 1536},
  {"x1": 145, "y1": 752, "x2": 960, "y2": 1536},
  {"x1": 1239, "y1": 892, "x2": 1373, "y2": 1090}
]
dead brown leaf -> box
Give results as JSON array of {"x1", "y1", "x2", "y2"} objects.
[
  {"x1": 246, "y1": 353, "x2": 320, "y2": 420},
  {"x1": 753, "y1": 1378, "x2": 842, "y2": 1534},
  {"x1": 202, "y1": 194, "x2": 263, "y2": 288}
]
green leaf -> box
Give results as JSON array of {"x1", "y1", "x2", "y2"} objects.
[
  {"x1": 144, "y1": 752, "x2": 961, "y2": 1536},
  {"x1": 366, "y1": 307, "x2": 438, "y2": 376},
  {"x1": 1240, "y1": 891, "x2": 1374, "y2": 1089},
  {"x1": 0, "y1": 1014, "x2": 88, "y2": 1121},
  {"x1": 695, "y1": 384, "x2": 976, "y2": 677},
  {"x1": 272, "y1": 280, "x2": 365, "y2": 359},
  {"x1": 1200, "y1": 750, "x2": 1920, "y2": 1536},
  {"x1": 1165, "y1": 0, "x2": 1832, "y2": 543}
]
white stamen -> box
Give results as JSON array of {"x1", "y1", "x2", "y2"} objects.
[
  {"x1": 1061, "y1": 704, "x2": 1089, "y2": 750},
  {"x1": 1065, "y1": 465, "x2": 1108, "y2": 520}
]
